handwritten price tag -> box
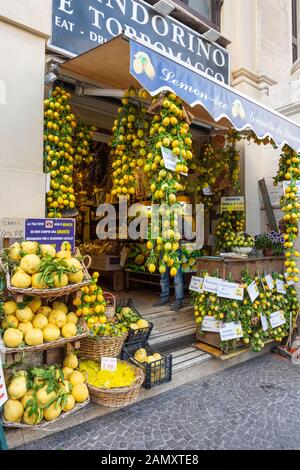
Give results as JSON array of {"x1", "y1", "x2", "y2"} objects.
[
  {"x1": 276, "y1": 279, "x2": 286, "y2": 295},
  {"x1": 189, "y1": 276, "x2": 204, "y2": 293},
  {"x1": 217, "y1": 281, "x2": 244, "y2": 301},
  {"x1": 269, "y1": 311, "x2": 286, "y2": 329},
  {"x1": 101, "y1": 357, "x2": 117, "y2": 372},
  {"x1": 220, "y1": 322, "x2": 243, "y2": 341},
  {"x1": 247, "y1": 281, "x2": 260, "y2": 303},
  {"x1": 265, "y1": 275, "x2": 275, "y2": 291}
]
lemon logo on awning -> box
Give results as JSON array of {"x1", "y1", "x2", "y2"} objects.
[
  {"x1": 232, "y1": 99, "x2": 246, "y2": 120},
  {"x1": 133, "y1": 52, "x2": 156, "y2": 80}
]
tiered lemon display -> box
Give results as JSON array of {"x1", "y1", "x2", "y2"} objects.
[{"x1": 3, "y1": 353, "x2": 89, "y2": 426}]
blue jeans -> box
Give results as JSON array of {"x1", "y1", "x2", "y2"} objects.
[{"x1": 160, "y1": 267, "x2": 184, "y2": 302}]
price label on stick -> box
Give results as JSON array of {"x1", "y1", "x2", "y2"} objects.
[
  {"x1": 217, "y1": 281, "x2": 244, "y2": 301},
  {"x1": 276, "y1": 279, "x2": 286, "y2": 295},
  {"x1": 260, "y1": 314, "x2": 269, "y2": 332},
  {"x1": 269, "y1": 311, "x2": 286, "y2": 329},
  {"x1": 247, "y1": 281, "x2": 260, "y2": 303},
  {"x1": 202, "y1": 316, "x2": 221, "y2": 333},
  {"x1": 284, "y1": 273, "x2": 295, "y2": 286},
  {"x1": 220, "y1": 322, "x2": 243, "y2": 341},
  {"x1": 189, "y1": 276, "x2": 204, "y2": 293},
  {"x1": 265, "y1": 275, "x2": 275, "y2": 291},
  {"x1": 101, "y1": 357, "x2": 117, "y2": 372},
  {"x1": 202, "y1": 276, "x2": 221, "y2": 294}
]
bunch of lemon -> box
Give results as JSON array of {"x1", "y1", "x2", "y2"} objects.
[
  {"x1": 73, "y1": 121, "x2": 96, "y2": 166},
  {"x1": 276, "y1": 146, "x2": 300, "y2": 282},
  {"x1": 72, "y1": 272, "x2": 107, "y2": 326},
  {"x1": 44, "y1": 86, "x2": 77, "y2": 218},
  {"x1": 215, "y1": 211, "x2": 245, "y2": 253},
  {"x1": 111, "y1": 88, "x2": 150, "y2": 199}
]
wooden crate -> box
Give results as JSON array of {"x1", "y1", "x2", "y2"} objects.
[{"x1": 197, "y1": 256, "x2": 284, "y2": 281}]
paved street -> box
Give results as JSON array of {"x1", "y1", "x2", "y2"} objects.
[{"x1": 17, "y1": 354, "x2": 300, "y2": 450}]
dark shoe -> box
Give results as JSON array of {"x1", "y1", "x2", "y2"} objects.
[
  {"x1": 170, "y1": 301, "x2": 183, "y2": 311},
  {"x1": 153, "y1": 300, "x2": 169, "y2": 307}
]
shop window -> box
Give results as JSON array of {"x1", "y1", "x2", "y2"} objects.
[
  {"x1": 292, "y1": 0, "x2": 298, "y2": 62},
  {"x1": 179, "y1": 0, "x2": 222, "y2": 29}
]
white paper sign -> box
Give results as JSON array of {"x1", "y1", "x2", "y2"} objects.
[
  {"x1": 284, "y1": 273, "x2": 295, "y2": 286},
  {"x1": 203, "y1": 186, "x2": 213, "y2": 196},
  {"x1": 161, "y1": 146, "x2": 187, "y2": 175},
  {"x1": 261, "y1": 314, "x2": 269, "y2": 332},
  {"x1": 189, "y1": 276, "x2": 204, "y2": 293},
  {"x1": 283, "y1": 180, "x2": 300, "y2": 197},
  {"x1": 217, "y1": 281, "x2": 244, "y2": 301},
  {"x1": 265, "y1": 275, "x2": 275, "y2": 290},
  {"x1": 247, "y1": 281, "x2": 260, "y2": 303},
  {"x1": 276, "y1": 279, "x2": 286, "y2": 295},
  {"x1": 220, "y1": 322, "x2": 243, "y2": 341},
  {"x1": 101, "y1": 357, "x2": 117, "y2": 371},
  {"x1": 202, "y1": 316, "x2": 221, "y2": 333},
  {"x1": 0, "y1": 355, "x2": 8, "y2": 407},
  {"x1": 269, "y1": 311, "x2": 286, "y2": 329},
  {"x1": 202, "y1": 276, "x2": 221, "y2": 294},
  {"x1": 0, "y1": 217, "x2": 24, "y2": 239}
]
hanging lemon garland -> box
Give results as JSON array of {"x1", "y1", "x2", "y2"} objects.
[
  {"x1": 274, "y1": 145, "x2": 300, "y2": 283},
  {"x1": 145, "y1": 92, "x2": 193, "y2": 277},
  {"x1": 44, "y1": 86, "x2": 77, "y2": 218}
]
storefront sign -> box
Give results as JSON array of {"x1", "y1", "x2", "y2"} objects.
[
  {"x1": 260, "y1": 313, "x2": 269, "y2": 332},
  {"x1": 161, "y1": 146, "x2": 186, "y2": 175},
  {"x1": 51, "y1": 0, "x2": 230, "y2": 84},
  {"x1": 283, "y1": 180, "x2": 300, "y2": 197},
  {"x1": 265, "y1": 274, "x2": 275, "y2": 291},
  {"x1": 247, "y1": 281, "x2": 260, "y2": 303},
  {"x1": 189, "y1": 276, "x2": 203, "y2": 293},
  {"x1": 0, "y1": 218, "x2": 24, "y2": 239},
  {"x1": 101, "y1": 357, "x2": 117, "y2": 371},
  {"x1": 217, "y1": 281, "x2": 244, "y2": 301},
  {"x1": 269, "y1": 311, "x2": 286, "y2": 329},
  {"x1": 220, "y1": 321, "x2": 243, "y2": 341},
  {"x1": 25, "y1": 218, "x2": 75, "y2": 252},
  {"x1": 276, "y1": 279, "x2": 286, "y2": 295},
  {"x1": 202, "y1": 316, "x2": 221, "y2": 333},
  {"x1": 0, "y1": 355, "x2": 8, "y2": 407},
  {"x1": 202, "y1": 276, "x2": 221, "y2": 294},
  {"x1": 221, "y1": 197, "x2": 245, "y2": 212}
]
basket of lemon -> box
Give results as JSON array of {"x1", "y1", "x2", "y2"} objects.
[
  {"x1": 79, "y1": 321, "x2": 128, "y2": 361},
  {"x1": 0, "y1": 241, "x2": 91, "y2": 299},
  {"x1": 79, "y1": 359, "x2": 144, "y2": 408},
  {"x1": 115, "y1": 298, "x2": 153, "y2": 346},
  {"x1": 0, "y1": 297, "x2": 89, "y2": 353},
  {"x1": 2, "y1": 353, "x2": 90, "y2": 429}
]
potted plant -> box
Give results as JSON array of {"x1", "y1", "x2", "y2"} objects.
[{"x1": 254, "y1": 231, "x2": 284, "y2": 256}]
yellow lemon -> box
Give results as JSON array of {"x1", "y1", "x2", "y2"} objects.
[
  {"x1": 3, "y1": 328, "x2": 23, "y2": 348},
  {"x1": 49, "y1": 309, "x2": 67, "y2": 328},
  {"x1": 43, "y1": 401, "x2": 61, "y2": 421},
  {"x1": 61, "y1": 322, "x2": 77, "y2": 338},
  {"x1": 25, "y1": 328, "x2": 43, "y2": 346},
  {"x1": 4, "y1": 301, "x2": 17, "y2": 315},
  {"x1": 71, "y1": 383, "x2": 89, "y2": 403},
  {"x1": 18, "y1": 322, "x2": 33, "y2": 336},
  {"x1": 43, "y1": 324, "x2": 60, "y2": 342},
  {"x1": 69, "y1": 370, "x2": 85, "y2": 386},
  {"x1": 63, "y1": 394, "x2": 75, "y2": 412},
  {"x1": 33, "y1": 314, "x2": 48, "y2": 330},
  {"x1": 66, "y1": 312, "x2": 79, "y2": 325}
]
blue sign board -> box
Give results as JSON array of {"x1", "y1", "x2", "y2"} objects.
[
  {"x1": 50, "y1": 0, "x2": 230, "y2": 84},
  {"x1": 130, "y1": 39, "x2": 300, "y2": 151},
  {"x1": 25, "y1": 219, "x2": 75, "y2": 252}
]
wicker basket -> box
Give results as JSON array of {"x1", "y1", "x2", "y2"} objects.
[
  {"x1": 87, "y1": 362, "x2": 144, "y2": 408},
  {"x1": 103, "y1": 292, "x2": 116, "y2": 320},
  {"x1": 0, "y1": 320, "x2": 89, "y2": 354},
  {"x1": 0, "y1": 250, "x2": 92, "y2": 299},
  {"x1": 2, "y1": 399, "x2": 90, "y2": 429},
  {"x1": 79, "y1": 331, "x2": 127, "y2": 361}
]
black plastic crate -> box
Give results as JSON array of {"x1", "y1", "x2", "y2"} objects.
[
  {"x1": 116, "y1": 298, "x2": 154, "y2": 346},
  {"x1": 122, "y1": 343, "x2": 172, "y2": 389}
]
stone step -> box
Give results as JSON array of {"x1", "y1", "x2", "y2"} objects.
[
  {"x1": 150, "y1": 323, "x2": 196, "y2": 348},
  {"x1": 171, "y1": 346, "x2": 211, "y2": 373}
]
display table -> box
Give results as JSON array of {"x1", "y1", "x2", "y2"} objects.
[{"x1": 196, "y1": 256, "x2": 285, "y2": 281}]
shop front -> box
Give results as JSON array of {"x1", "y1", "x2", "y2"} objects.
[{"x1": 1, "y1": 0, "x2": 300, "y2": 446}]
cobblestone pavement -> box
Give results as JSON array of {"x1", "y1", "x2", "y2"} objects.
[{"x1": 17, "y1": 355, "x2": 300, "y2": 450}]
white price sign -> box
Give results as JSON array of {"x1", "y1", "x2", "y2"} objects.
[
  {"x1": 202, "y1": 316, "x2": 221, "y2": 333},
  {"x1": 189, "y1": 276, "x2": 204, "y2": 293},
  {"x1": 161, "y1": 147, "x2": 187, "y2": 175},
  {"x1": 265, "y1": 275, "x2": 275, "y2": 291},
  {"x1": 203, "y1": 186, "x2": 213, "y2": 196},
  {"x1": 101, "y1": 357, "x2": 117, "y2": 372},
  {"x1": 284, "y1": 273, "x2": 295, "y2": 286},
  {"x1": 276, "y1": 279, "x2": 286, "y2": 295},
  {"x1": 217, "y1": 281, "x2": 244, "y2": 301},
  {"x1": 220, "y1": 322, "x2": 243, "y2": 341},
  {"x1": 0, "y1": 355, "x2": 8, "y2": 407},
  {"x1": 260, "y1": 314, "x2": 269, "y2": 332},
  {"x1": 202, "y1": 276, "x2": 221, "y2": 294},
  {"x1": 269, "y1": 311, "x2": 286, "y2": 329},
  {"x1": 247, "y1": 281, "x2": 260, "y2": 303}
]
